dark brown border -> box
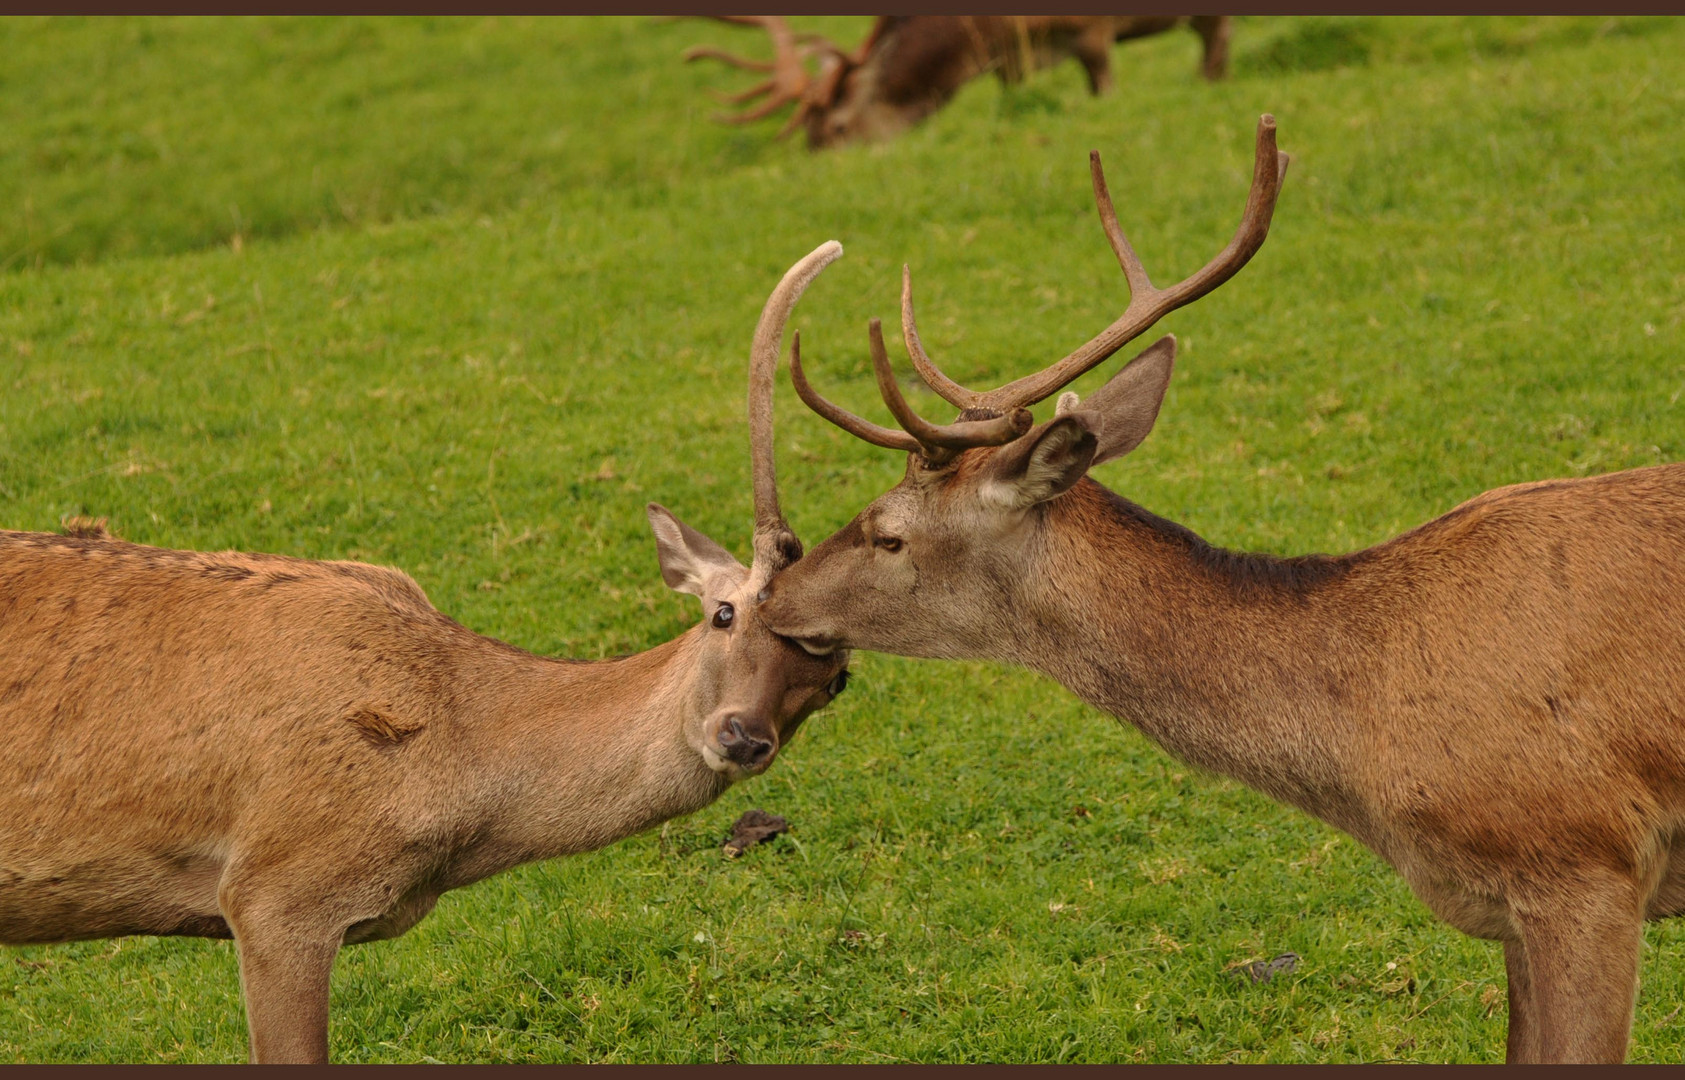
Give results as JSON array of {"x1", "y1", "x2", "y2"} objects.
[{"x1": 7, "y1": 5, "x2": 1685, "y2": 17}]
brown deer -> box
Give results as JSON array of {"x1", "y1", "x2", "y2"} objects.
[
  {"x1": 758, "y1": 116, "x2": 1685, "y2": 1062},
  {"x1": 686, "y1": 16, "x2": 1231, "y2": 149},
  {"x1": 0, "y1": 243, "x2": 850, "y2": 1063}
]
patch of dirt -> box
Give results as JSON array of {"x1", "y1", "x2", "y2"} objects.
[{"x1": 723, "y1": 809, "x2": 788, "y2": 857}]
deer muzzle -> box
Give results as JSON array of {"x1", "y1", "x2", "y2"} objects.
[{"x1": 709, "y1": 715, "x2": 779, "y2": 775}]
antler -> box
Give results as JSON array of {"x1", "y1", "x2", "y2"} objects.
[
  {"x1": 788, "y1": 320, "x2": 1031, "y2": 468},
  {"x1": 749, "y1": 241, "x2": 844, "y2": 575},
  {"x1": 902, "y1": 114, "x2": 1290, "y2": 413},
  {"x1": 685, "y1": 16, "x2": 852, "y2": 137}
]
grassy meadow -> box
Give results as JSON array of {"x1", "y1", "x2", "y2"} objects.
[{"x1": 2, "y1": 14, "x2": 1683, "y2": 1062}]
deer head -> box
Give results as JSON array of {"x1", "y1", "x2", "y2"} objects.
[
  {"x1": 758, "y1": 117, "x2": 1289, "y2": 658},
  {"x1": 650, "y1": 241, "x2": 851, "y2": 777}
]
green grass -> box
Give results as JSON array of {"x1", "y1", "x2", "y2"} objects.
[{"x1": 2, "y1": 14, "x2": 1684, "y2": 1063}]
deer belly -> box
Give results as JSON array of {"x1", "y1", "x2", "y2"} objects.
[
  {"x1": 0, "y1": 847, "x2": 228, "y2": 944},
  {"x1": 1645, "y1": 836, "x2": 1685, "y2": 920},
  {"x1": 342, "y1": 888, "x2": 441, "y2": 945}
]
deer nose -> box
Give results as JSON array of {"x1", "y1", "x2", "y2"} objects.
[{"x1": 715, "y1": 717, "x2": 776, "y2": 771}]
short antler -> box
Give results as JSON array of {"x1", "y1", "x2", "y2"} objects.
[
  {"x1": 902, "y1": 114, "x2": 1290, "y2": 413},
  {"x1": 749, "y1": 241, "x2": 844, "y2": 574}
]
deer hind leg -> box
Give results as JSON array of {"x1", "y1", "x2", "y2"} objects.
[
  {"x1": 1502, "y1": 938, "x2": 1540, "y2": 1063},
  {"x1": 1511, "y1": 879, "x2": 1644, "y2": 1063},
  {"x1": 1189, "y1": 16, "x2": 1231, "y2": 80}
]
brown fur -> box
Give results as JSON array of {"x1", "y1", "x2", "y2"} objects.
[
  {"x1": 0, "y1": 244, "x2": 850, "y2": 1063},
  {"x1": 0, "y1": 525, "x2": 845, "y2": 1061},
  {"x1": 761, "y1": 124, "x2": 1681, "y2": 1059},
  {"x1": 694, "y1": 16, "x2": 1231, "y2": 149},
  {"x1": 764, "y1": 429, "x2": 1685, "y2": 1064}
]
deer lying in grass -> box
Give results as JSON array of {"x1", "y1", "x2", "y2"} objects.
[
  {"x1": 0, "y1": 244, "x2": 849, "y2": 1063},
  {"x1": 760, "y1": 116, "x2": 1685, "y2": 1062},
  {"x1": 686, "y1": 16, "x2": 1231, "y2": 149}
]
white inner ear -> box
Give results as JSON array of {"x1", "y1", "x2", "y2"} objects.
[
  {"x1": 1021, "y1": 423, "x2": 1086, "y2": 492},
  {"x1": 648, "y1": 504, "x2": 745, "y2": 601},
  {"x1": 981, "y1": 419, "x2": 1095, "y2": 511},
  {"x1": 978, "y1": 476, "x2": 1028, "y2": 511}
]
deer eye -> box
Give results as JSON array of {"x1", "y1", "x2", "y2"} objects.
[
  {"x1": 874, "y1": 536, "x2": 903, "y2": 553},
  {"x1": 827, "y1": 670, "x2": 850, "y2": 696},
  {"x1": 711, "y1": 603, "x2": 735, "y2": 630}
]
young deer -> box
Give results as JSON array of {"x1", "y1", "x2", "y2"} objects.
[
  {"x1": 686, "y1": 16, "x2": 1231, "y2": 149},
  {"x1": 759, "y1": 117, "x2": 1685, "y2": 1062},
  {"x1": 0, "y1": 244, "x2": 849, "y2": 1063}
]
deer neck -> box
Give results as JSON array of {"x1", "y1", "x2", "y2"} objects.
[
  {"x1": 442, "y1": 626, "x2": 728, "y2": 887},
  {"x1": 1010, "y1": 479, "x2": 1377, "y2": 830}
]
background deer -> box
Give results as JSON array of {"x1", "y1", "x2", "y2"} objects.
[
  {"x1": 0, "y1": 244, "x2": 849, "y2": 1063},
  {"x1": 686, "y1": 16, "x2": 1231, "y2": 149},
  {"x1": 758, "y1": 116, "x2": 1685, "y2": 1062}
]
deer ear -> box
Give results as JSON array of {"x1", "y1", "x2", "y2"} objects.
[
  {"x1": 1069, "y1": 335, "x2": 1176, "y2": 466},
  {"x1": 647, "y1": 503, "x2": 744, "y2": 600},
  {"x1": 981, "y1": 414, "x2": 1098, "y2": 510}
]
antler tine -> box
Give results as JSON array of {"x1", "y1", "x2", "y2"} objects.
[
  {"x1": 900, "y1": 265, "x2": 984, "y2": 411},
  {"x1": 683, "y1": 46, "x2": 775, "y2": 73},
  {"x1": 789, "y1": 331, "x2": 923, "y2": 455},
  {"x1": 970, "y1": 114, "x2": 1289, "y2": 411},
  {"x1": 708, "y1": 79, "x2": 779, "y2": 107},
  {"x1": 866, "y1": 320, "x2": 1031, "y2": 464},
  {"x1": 1091, "y1": 148, "x2": 1153, "y2": 298},
  {"x1": 714, "y1": 94, "x2": 805, "y2": 126},
  {"x1": 749, "y1": 241, "x2": 844, "y2": 573},
  {"x1": 787, "y1": 324, "x2": 1030, "y2": 468}
]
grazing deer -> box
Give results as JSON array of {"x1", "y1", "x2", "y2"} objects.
[
  {"x1": 686, "y1": 16, "x2": 1231, "y2": 149},
  {"x1": 0, "y1": 244, "x2": 850, "y2": 1063},
  {"x1": 759, "y1": 116, "x2": 1685, "y2": 1062}
]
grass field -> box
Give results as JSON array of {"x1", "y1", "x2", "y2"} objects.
[{"x1": 2, "y1": 15, "x2": 1683, "y2": 1063}]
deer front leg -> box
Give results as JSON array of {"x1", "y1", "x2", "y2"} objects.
[
  {"x1": 222, "y1": 870, "x2": 343, "y2": 1064},
  {"x1": 230, "y1": 926, "x2": 339, "y2": 1063},
  {"x1": 1502, "y1": 938, "x2": 1539, "y2": 1063},
  {"x1": 1189, "y1": 16, "x2": 1231, "y2": 80},
  {"x1": 1073, "y1": 30, "x2": 1114, "y2": 94},
  {"x1": 1511, "y1": 881, "x2": 1643, "y2": 1063}
]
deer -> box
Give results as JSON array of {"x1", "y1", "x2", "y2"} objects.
[
  {"x1": 0, "y1": 243, "x2": 850, "y2": 1063},
  {"x1": 685, "y1": 16, "x2": 1232, "y2": 150},
  {"x1": 757, "y1": 115, "x2": 1685, "y2": 1062}
]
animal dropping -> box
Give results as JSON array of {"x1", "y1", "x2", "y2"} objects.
[{"x1": 723, "y1": 809, "x2": 789, "y2": 857}]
